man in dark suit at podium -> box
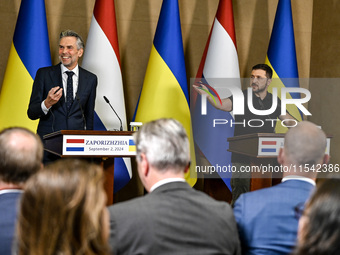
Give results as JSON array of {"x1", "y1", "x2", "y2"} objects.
[
  {"x1": 108, "y1": 118, "x2": 241, "y2": 255},
  {"x1": 233, "y1": 121, "x2": 329, "y2": 255},
  {"x1": 193, "y1": 64, "x2": 296, "y2": 205},
  {"x1": 0, "y1": 127, "x2": 43, "y2": 255},
  {"x1": 27, "y1": 30, "x2": 97, "y2": 163}
]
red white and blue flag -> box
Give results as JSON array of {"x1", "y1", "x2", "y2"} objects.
[
  {"x1": 192, "y1": 0, "x2": 240, "y2": 190},
  {"x1": 258, "y1": 138, "x2": 284, "y2": 156},
  {"x1": 65, "y1": 138, "x2": 85, "y2": 152},
  {"x1": 82, "y1": 0, "x2": 132, "y2": 192}
]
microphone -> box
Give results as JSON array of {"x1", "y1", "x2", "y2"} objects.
[
  {"x1": 103, "y1": 96, "x2": 123, "y2": 131},
  {"x1": 75, "y1": 93, "x2": 86, "y2": 130}
]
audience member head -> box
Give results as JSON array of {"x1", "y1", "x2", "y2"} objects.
[
  {"x1": 294, "y1": 178, "x2": 340, "y2": 255},
  {"x1": 17, "y1": 159, "x2": 109, "y2": 255},
  {"x1": 278, "y1": 121, "x2": 328, "y2": 178},
  {"x1": 133, "y1": 118, "x2": 190, "y2": 191},
  {"x1": 0, "y1": 127, "x2": 43, "y2": 187}
]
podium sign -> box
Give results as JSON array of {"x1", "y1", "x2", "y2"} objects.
[
  {"x1": 62, "y1": 135, "x2": 136, "y2": 156},
  {"x1": 43, "y1": 130, "x2": 136, "y2": 158}
]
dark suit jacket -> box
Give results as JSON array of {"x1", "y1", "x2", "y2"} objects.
[
  {"x1": 0, "y1": 191, "x2": 22, "y2": 255},
  {"x1": 27, "y1": 63, "x2": 97, "y2": 139},
  {"x1": 109, "y1": 181, "x2": 241, "y2": 255},
  {"x1": 233, "y1": 180, "x2": 315, "y2": 255}
]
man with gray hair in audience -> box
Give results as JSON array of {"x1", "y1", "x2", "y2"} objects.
[
  {"x1": 0, "y1": 127, "x2": 44, "y2": 255},
  {"x1": 108, "y1": 118, "x2": 241, "y2": 255},
  {"x1": 233, "y1": 121, "x2": 329, "y2": 255}
]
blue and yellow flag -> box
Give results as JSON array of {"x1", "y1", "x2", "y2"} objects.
[
  {"x1": 0, "y1": 0, "x2": 51, "y2": 132},
  {"x1": 134, "y1": 0, "x2": 196, "y2": 186},
  {"x1": 265, "y1": 0, "x2": 302, "y2": 133}
]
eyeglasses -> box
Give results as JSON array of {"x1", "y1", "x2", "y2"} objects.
[{"x1": 294, "y1": 202, "x2": 305, "y2": 219}]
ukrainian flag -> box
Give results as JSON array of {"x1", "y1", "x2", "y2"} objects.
[
  {"x1": 265, "y1": 0, "x2": 302, "y2": 133},
  {"x1": 0, "y1": 0, "x2": 51, "y2": 132},
  {"x1": 134, "y1": 0, "x2": 196, "y2": 186},
  {"x1": 129, "y1": 139, "x2": 136, "y2": 152}
]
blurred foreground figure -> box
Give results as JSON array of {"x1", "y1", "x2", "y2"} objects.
[
  {"x1": 108, "y1": 118, "x2": 241, "y2": 255},
  {"x1": 0, "y1": 127, "x2": 43, "y2": 255},
  {"x1": 293, "y1": 178, "x2": 340, "y2": 255},
  {"x1": 17, "y1": 159, "x2": 110, "y2": 255}
]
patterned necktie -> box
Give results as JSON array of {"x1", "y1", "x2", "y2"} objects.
[{"x1": 65, "y1": 71, "x2": 74, "y2": 112}]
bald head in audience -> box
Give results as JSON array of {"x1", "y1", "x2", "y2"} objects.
[
  {"x1": 278, "y1": 121, "x2": 329, "y2": 179},
  {"x1": 0, "y1": 127, "x2": 43, "y2": 189}
]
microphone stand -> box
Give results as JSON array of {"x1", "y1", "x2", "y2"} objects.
[{"x1": 103, "y1": 96, "x2": 123, "y2": 131}]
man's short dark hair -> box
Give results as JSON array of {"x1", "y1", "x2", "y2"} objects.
[{"x1": 252, "y1": 64, "x2": 273, "y2": 79}]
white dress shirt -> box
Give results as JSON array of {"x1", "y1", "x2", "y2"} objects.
[{"x1": 41, "y1": 64, "x2": 79, "y2": 114}]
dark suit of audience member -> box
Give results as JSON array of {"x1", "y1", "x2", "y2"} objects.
[
  {"x1": 0, "y1": 127, "x2": 43, "y2": 255},
  {"x1": 27, "y1": 30, "x2": 96, "y2": 163},
  {"x1": 233, "y1": 121, "x2": 329, "y2": 255},
  {"x1": 0, "y1": 191, "x2": 22, "y2": 254},
  {"x1": 109, "y1": 118, "x2": 241, "y2": 255}
]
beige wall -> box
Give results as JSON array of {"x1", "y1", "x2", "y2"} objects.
[
  {"x1": 309, "y1": 0, "x2": 340, "y2": 167},
  {"x1": 0, "y1": 0, "x2": 313, "y2": 114},
  {"x1": 2, "y1": 0, "x2": 339, "y2": 197}
]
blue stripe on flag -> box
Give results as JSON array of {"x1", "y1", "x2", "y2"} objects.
[
  {"x1": 66, "y1": 147, "x2": 84, "y2": 152},
  {"x1": 192, "y1": 93, "x2": 234, "y2": 189},
  {"x1": 93, "y1": 112, "x2": 107, "y2": 131},
  {"x1": 114, "y1": 157, "x2": 130, "y2": 193},
  {"x1": 13, "y1": 0, "x2": 51, "y2": 79},
  {"x1": 267, "y1": 0, "x2": 299, "y2": 94},
  {"x1": 261, "y1": 148, "x2": 276, "y2": 153},
  {"x1": 153, "y1": 0, "x2": 189, "y2": 103}
]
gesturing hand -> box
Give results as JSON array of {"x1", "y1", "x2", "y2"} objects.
[
  {"x1": 44, "y1": 86, "x2": 63, "y2": 109},
  {"x1": 193, "y1": 81, "x2": 209, "y2": 96}
]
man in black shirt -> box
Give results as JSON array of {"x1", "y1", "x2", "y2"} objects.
[{"x1": 193, "y1": 64, "x2": 296, "y2": 205}]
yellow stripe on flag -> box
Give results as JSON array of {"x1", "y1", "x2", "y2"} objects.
[
  {"x1": 265, "y1": 57, "x2": 302, "y2": 133},
  {"x1": 135, "y1": 45, "x2": 196, "y2": 186},
  {"x1": 0, "y1": 43, "x2": 38, "y2": 131},
  {"x1": 136, "y1": 46, "x2": 190, "y2": 126}
]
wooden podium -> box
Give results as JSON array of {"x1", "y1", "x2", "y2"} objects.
[
  {"x1": 228, "y1": 133, "x2": 331, "y2": 191},
  {"x1": 43, "y1": 130, "x2": 136, "y2": 205}
]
